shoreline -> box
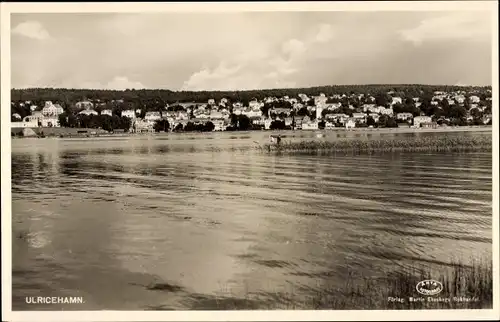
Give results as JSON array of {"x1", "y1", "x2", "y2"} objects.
[{"x1": 10, "y1": 125, "x2": 492, "y2": 139}]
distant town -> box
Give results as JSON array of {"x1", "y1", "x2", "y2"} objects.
[{"x1": 10, "y1": 85, "x2": 493, "y2": 135}]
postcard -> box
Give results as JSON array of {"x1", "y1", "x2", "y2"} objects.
[{"x1": 1, "y1": 1, "x2": 498, "y2": 321}]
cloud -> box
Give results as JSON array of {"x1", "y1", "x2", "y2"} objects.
[
  {"x1": 12, "y1": 21, "x2": 50, "y2": 40},
  {"x1": 82, "y1": 76, "x2": 146, "y2": 90},
  {"x1": 181, "y1": 23, "x2": 335, "y2": 91},
  {"x1": 399, "y1": 12, "x2": 490, "y2": 45},
  {"x1": 282, "y1": 39, "x2": 306, "y2": 57},
  {"x1": 314, "y1": 24, "x2": 334, "y2": 43}
]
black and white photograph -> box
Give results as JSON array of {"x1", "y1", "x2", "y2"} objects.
[{"x1": 1, "y1": 1, "x2": 499, "y2": 321}]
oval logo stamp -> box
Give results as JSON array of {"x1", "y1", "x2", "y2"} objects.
[{"x1": 416, "y1": 279, "x2": 443, "y2": 296}]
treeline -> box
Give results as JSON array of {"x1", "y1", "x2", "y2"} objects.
[
  {"x1": 11, "y1": 84, "x2": 492, "y2": 107},
  {"x1": 57, "y1": 113, "x2": 132, "y2": 132}
]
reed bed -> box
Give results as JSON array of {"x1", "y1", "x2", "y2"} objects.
[
  {"x1": 204, "y1": 259, "x2": 492, "y2": 310},
  {"x1": 261, "y1": 135, "x2": 492, "y2": 154}
]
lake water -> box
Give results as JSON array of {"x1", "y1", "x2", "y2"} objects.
[{"x1": 10, "y1": 130, "x2": 492, "y2": 310}]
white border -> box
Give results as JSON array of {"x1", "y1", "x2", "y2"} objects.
[{"x1": 1, "y1": 1, "x2": 499, "y2": 321}]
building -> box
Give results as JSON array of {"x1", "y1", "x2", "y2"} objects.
[
  {"x1": 368, "y1": 114, "x2": 380, "y2": 123},
  {"x1": 302, "y1": 120, "x2": 319, "y2": 130},
  {"x1": 75, "y1": 100, "x2": 94, "y2": 109},
  {"x1": 391, "y1": 97, "x2": 403, "y2": 105},
  {"x1": 326, "y1": 113, "x2": 349, "y2": 125},
  {"x1": 363, "y1": 104, "x2": 379, "y2": 114},
  {"x1": 249, "y1": 99, "x2": 262, "y2": 110},
  {"x1": 78, "y1": 109, "x2": 98, "y2": 116},
  {"x1": 414, "y1": 116, "x2": 432, "y2": 128},
  {"x1": 345, "y1": 119, "x2": 356, "y2": 129},
  {"x1": 133, "y1": 119, "x2": 155, "y2": 133},
  {"x1": 325, "y1": 121, "x2": 336, "y2": 130},
  {"x1": 144, "y1": 111, "x2": 162, "y2": 122},
  {"x1": 41, "y1": 101, "x2": 64, "y2": 117},
  {"x1": 298, "y1": 93, "x2": 310, "y2": 102},
  {"x1": 316, "y1": 107, "x2": 324, "y2": 120},
  {"x1": 314, "y1": 93, "x2": 327, "y2": 107},
  {"x1": 242, "y1": 110, "x2": 262, "y2": 118},
  {"x1": 352, "y1": 113, "x2": 367, "y2": 123},
  {"x1": 469, "y1": 96, "x2": 480, "y2": 103},
  {"x1": 379, "y1": 106, "x2": 394, "y2": 116},
  {"x1": 101, "y1": 109, "x2": 112, "y2": 116},
  {"x1": 212, "y1": 119, "x2": 225, "y2": 131},
  {"x1": 421, "y1": 122, "x2": 438, "y2": 128},
  {"x1": 208, "y1": 98, "x2": 216, "y2": 105},
  {"x1": 121, "y1": 110, "x2": 136, "y2": 119},
  {"x1": 209, "y1": 111, "x2": 223, "y2": 119},
  {"x1": 264, "y1": 118, "x2": 272, "y2": 130},
  {"x1": 396, "y1": 113, "x2": 413, "y2": 121}
]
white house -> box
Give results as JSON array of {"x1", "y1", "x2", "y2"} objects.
[
  {"x1": 76, "y1": 100, "x2": 94, "y2": 109},
  {"x1": 414, "y1": 116, "x2": 432, "y2": 128},
  {"x1": 345, "y1": 119, "x2": 356, "y2": 129},
  {"x1": 41, "y1": 102, "x2": 64, "y2": 117},
  {"x1": 391, "y1": 97, "x2": 403, "y2": 105},
  {"x1": 212, "y1": 119, "x2": 225, "y2": 131},
  {"x1": 396, "y1": 113, "x2": 413, "y2": 121},
  {"x1": 243, "y1": 110, "x2": 262, "y2": 118},
  {"x1": 264, "y1": 118, "x2": 272, "y2": 130},
  {"x1": 325, "y1": 121, "x2": 336, "y2": 129},
  {"x1": 352, "y1": 113, "x2": 367, "y2": 123},
  {"x1": 379, "y1": 106, "x2": 394, "y2": 116},
  {"x1": 326, "y1": 113, "x2": 349, "y2": 124},
  {"x1": 302, "y1": 120, "x2": 319, "y2": 130},
  {"x1": 78, "y1": 109, "x2": 98, "y2": 116},
  {"x1": 101, "y1": 109, "x2": 112, "y2": 116},
  {"x1": 314, "y1": 94, "x2": 327, "y2": 107},
  {"x1": 209, "y1": 111, "x2": 223, "y2": 119},
  {"x1": 469, "y1": 95, "x2": 480, "y2": 103},
  {"x1": 144, "y1": 111, "x2": 162, "y2": 122},
  {"x1": 249, "y1": 100, "x2": 262, "y2": 110},
  {"x1": 121, "y1": 110, "x2": 136, "y2": 119}
]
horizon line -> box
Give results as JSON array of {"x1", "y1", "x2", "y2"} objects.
[{"x1": 10, "y1": 83, "x2": 493, "y2": 93}]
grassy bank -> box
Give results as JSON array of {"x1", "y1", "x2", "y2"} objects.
[
  {"x1": 262, "y1": 135, "x2": 492, "y2": 154},
  {"x1": 193, "y1": 259, "x2": 493, "y2": 310},
  {"x1": 11, "y1": 127, "x2": 110, "y2": 138}
]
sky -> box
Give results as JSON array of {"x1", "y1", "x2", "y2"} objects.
[{"x1": 10, "y1": 11, "x2": 493, "y2": 91}]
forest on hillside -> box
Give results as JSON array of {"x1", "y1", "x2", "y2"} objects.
[{"x1": 11, "y1": 84, "x2": 492, "y2": 107}]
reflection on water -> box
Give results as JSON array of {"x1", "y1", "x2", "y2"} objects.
[{"x1": 11, "y1": 131, "x2": 492, "y2": 310}]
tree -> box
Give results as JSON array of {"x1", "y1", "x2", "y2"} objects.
[
  {"x1": 318, "y1": 121, "x2": 326, "y2": 129},
  {"x1": 270, "y1": 120, "x2": 286, "y2": 130},
  {"x1": 238, "y1": 115, "x2": 251, "y2": 131},
  {"x1": 154, "y1": 119, "x2": 170, "y2": 132},
  {"x1": 58, "y1": 113, "x2": 69, "y2": 127},
  {"x1": 204, "y1": 121, "x2": 215, "y2": 132},
  {"x1": 174, "y1": 123, "x2": 183, "y2": 132},
  {"x1": 184, "y1": 122, "x2": 196, "y2": 132},
  {"x1": 366, "y1": 115, "x2": 376, "y2": 127},
  {"x1": 448, "y1": 105, "x2": 467, "y2": 119},
  {"x1": 378, "y1": 115, "x2": 398, "y2": 128},
  {"x1": 297, "y1": 107, "x2": 309, "y2": 116}
]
